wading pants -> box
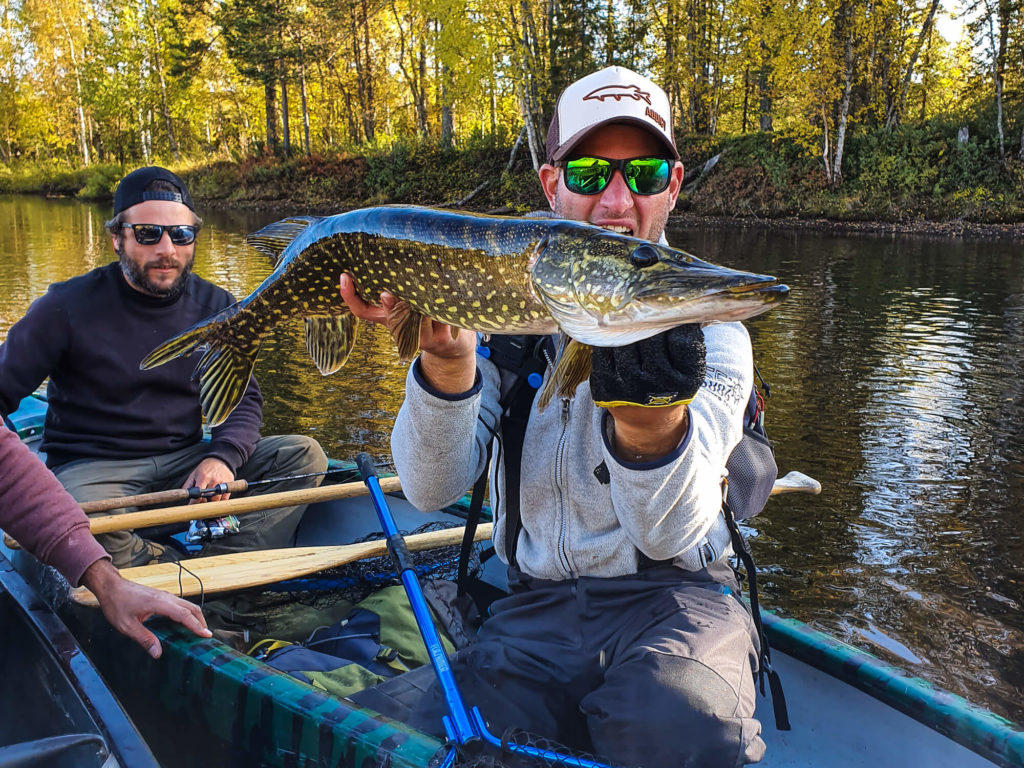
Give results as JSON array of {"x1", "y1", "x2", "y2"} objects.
[
  {"x1": 409, "y1": 561, "x2": 766, "y2": 768},
  {"x1": 54, "y1": 435, "x2": 327, "y2": 567}
]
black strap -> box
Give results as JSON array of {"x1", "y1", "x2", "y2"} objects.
[
  {"x1": 499, "y1": 376, "x2": 541, "y2": 568},
  {"x1": 457, "y1": 335, "x2": 550, "y2": 586},
  {"x1": 457, "y1": 440, "x2": 492, "y2": 596},
  {"x1": 723, "y1": 500, "x2": 790, "y2": 730}
]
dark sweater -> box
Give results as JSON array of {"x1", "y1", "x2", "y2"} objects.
[{"x1": 0, "y1": 263, "x2": 262, "y2": 471}]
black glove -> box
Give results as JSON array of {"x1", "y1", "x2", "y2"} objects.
[{"x1": 589, "y1": 324, "x2": 706, "y2": 408}]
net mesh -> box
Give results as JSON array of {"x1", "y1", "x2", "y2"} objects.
[
  {"x1": 197, "y1": 520, "x2": 484, "y2": 638},
  {"x1": 272, "y1": 519, "x2": 481, "y2": 608},
  {"x1": 451, "y1": 728, "x2": 621, "y2": 768}
]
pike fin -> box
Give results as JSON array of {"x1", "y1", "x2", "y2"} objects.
[
  {"x1": 537, "y1": 337, "x2": 592, "y2": 411},
  {"x1": 246, "y1": 217, "x2": 319, "y2": 264},
  {"x1": 305, "y1": 313, "x2": 360, "y2": 374},
  {"x1": 141, "y1": 306, "x2": 259, "y2": 428},
  {"x1": 195, "y1": 342, "x2": 260, "y2": 427},
  {"x1": 389, "y1": 302, "x2": 423, "y2": 361}
]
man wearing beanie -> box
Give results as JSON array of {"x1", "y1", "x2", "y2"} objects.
[
  {"x1": 0, "y1": 167, "x2": 327, "y2": 568},
  {"x1": 342, "y1": 67, "x2": 765, "y2": 766}
]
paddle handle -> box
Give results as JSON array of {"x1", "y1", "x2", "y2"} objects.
[
  {"x1": 79, "y1": 481, "x2": 252, "y2": 514},
  {"x1": 768, "y1": 470, "x2": 822, "y2": 496}
]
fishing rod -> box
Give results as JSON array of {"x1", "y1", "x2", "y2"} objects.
[{"x1": 79, "y1": 463, "x2": 392, "y2": 514}]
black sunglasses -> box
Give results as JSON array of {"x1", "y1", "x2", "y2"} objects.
[
  {"x1": 561, "y1": 156, "x2": 674, "y2": 196},
  {"x1": 121, "y1": 223, "x2": 198, "y2": 246}
]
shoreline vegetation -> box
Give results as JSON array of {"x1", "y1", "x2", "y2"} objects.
[{"x1": 3, "y1": 129, "x2": 1024, "y2": 240}]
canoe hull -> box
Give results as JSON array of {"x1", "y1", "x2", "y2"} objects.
[{"x1": 0, "y1": 552, "x2": 158, "y2": 768}]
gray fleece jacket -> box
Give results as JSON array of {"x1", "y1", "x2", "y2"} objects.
[{"x1": 391, "y1": 321, "x2": 753, "y2": 581}]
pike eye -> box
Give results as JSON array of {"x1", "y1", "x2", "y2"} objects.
[{"x1": 630, "y1": 245, "x2": 659, "y2": 269}]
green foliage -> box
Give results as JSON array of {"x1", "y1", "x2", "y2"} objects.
[
  {"x1": 2, "y1": 126, "x2": 1021, "y2": 223},
  {"x1": 0, "y1": 162, "x2": 122, "y2": 197},
  {"x1": 76, "y1": 165, "x2": 124, "y2": 200},
  {"x1": 842, "y1": 124, "x2": 1012, "y2": 219},
  {"x1": 686, "y1": 131, "x2": 821, "y2": 216}
]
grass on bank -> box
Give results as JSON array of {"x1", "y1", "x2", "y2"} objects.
[{"x1": 2, "y1": 124, "x2": 1023, "y2": 222}]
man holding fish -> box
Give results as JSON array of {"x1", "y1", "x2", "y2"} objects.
[
  {"x1": 341, "y1": 67, "x2": 767, "y2": 767},
  {"x1": 0, "y1": 167, "x2": 328, "y2": 568}
]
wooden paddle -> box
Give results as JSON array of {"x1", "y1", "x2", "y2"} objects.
[
  {"x1": 3, "y1": 471, "x2": 819, "y2": 550},
  {"x1": 2, "y1": 477, "x2": 403, "y2": 550},
  {"x1": 70, "y1": 522, "x2": 493, "y2": 607}
]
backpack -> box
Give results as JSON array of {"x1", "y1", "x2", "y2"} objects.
[{"x1": 252, "y1": 583, "x2": 467, "y2": 699}]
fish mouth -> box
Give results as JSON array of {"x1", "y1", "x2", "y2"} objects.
[
  {"x1": 625, "y1": 269, "x2": 789, "y2": 328},
  {"x1": 633, "y1": 264, "x2": 780, "y2": 301}
]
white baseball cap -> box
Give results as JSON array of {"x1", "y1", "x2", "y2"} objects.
[{"x1": 545, "y1": 66, "x2": 678, "y2": 163}]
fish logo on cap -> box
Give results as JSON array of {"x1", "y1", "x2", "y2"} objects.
[{"x1": 583, "y1": 85, "x2": 652, "y2": 105}]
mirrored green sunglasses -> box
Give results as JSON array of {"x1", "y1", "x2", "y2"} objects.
[{"x1": 562, "y1": 156, "x2": 673, "y2": 196}]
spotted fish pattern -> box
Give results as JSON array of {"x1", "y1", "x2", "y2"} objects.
[{"x1": 142, "y1": 205, "x2": 787, "y2": 426}]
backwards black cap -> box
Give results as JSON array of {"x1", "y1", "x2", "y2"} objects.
[{"x1": 113, "y1": 166, "x2": 194, "y2": 216}]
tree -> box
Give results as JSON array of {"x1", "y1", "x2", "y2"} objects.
[{"x1": 219, "y1": 0, "x2": 290, "y2": 152}]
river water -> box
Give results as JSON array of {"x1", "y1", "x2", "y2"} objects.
[{"x1": 1, "y1": 194, "x2": 1021, "y2": 728}]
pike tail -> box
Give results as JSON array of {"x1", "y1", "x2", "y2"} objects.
[{"x1": 140, "y1": 305, "x2": 260, "y2": 428}]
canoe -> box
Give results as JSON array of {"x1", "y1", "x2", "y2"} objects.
[
  {"x1": 4, "y1": 394, "x2": 1024, "y2": 768},
  {"x1": 0, "y1": 549, "x2": 159, "y2": 768}
]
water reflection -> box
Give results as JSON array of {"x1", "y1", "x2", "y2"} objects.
[{"x1": 2, "y1": 197, "x2": 1022, "y2": 725}]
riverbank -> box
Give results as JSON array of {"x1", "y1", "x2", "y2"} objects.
[
  {"x1": 669, "y1": 212, "x2": 1024, "y2": 241},
  {"x1": 3, "y1": 127, "x2": 1023, "y2": 239}
]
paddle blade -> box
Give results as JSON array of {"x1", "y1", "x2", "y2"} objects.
[{"x1": 70, "y1": 523, "x2": 493, "y2": 606}]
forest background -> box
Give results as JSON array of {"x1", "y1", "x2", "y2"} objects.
[{"x1": 1, "y1": 0, "x2": 1023, "y2": 224}]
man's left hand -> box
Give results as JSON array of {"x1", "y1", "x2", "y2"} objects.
[{"x1": 182, "y1": 457, "x2": 234, "y2": 503}]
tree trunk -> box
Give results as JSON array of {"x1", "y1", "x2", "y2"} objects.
[
  {"x1": 831, "y1": 30, "x2": 854, "y2": 186},
  {"x1": 993, "y1": 0, "x2": 1009, "y2": 159},
  {"x1": 299, "y1": 53, "x2": 311, "y2": 156},
  {"x1": 264, "y1": 80, "x2": 278, "y2": 152},
  {"x1": 885, "y1": 0, "x2": 940, "y2": 130},
  {"x1": 57, "y1": 9, "x2": 89, "y2": 165},
  {"x1": 440, "y1": 65, "x2": 453, "y2": 148},
  {"x1": 758, "y1": 63, "x2": 773, "y2": 131},
  {"x1": 281, "y1": 71, "x2": 291, "y2": 156},
  {"x1": 359, "y1": 0, "x2": 375, "y2": 142},
  {"x1": 149, "y1": 9, "x2": 179, "y2": 160},
  {"x1": 741, "y1": 65, "x2": 750, "y2": 133}
]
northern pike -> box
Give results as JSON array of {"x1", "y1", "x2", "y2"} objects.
[{"x1": 142, "y1": 206, "x2": 788, "y2": 426}]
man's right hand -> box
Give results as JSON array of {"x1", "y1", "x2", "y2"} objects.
[
  {"x1": 81, "y1": 558, "x2": 211, "y2": 658},
  {"x1": 339, "y1": 273, "x2": 476, "y2": 393}
]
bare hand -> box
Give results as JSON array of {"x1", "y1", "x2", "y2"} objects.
[
  {"x1": 339, "y1": 273, "x2": 476, "y2": 392},
  {"x1": 182, "y1": 457, "x2": 234, "y2": 503},
  {"x1": 82, "y1": 559, "x2": 211, "y2": 658}
]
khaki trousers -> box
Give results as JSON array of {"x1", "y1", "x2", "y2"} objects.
[{"x1": 55, "y1": 435, "x2": 327, "y2": 567}]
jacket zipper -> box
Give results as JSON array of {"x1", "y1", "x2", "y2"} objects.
[
  {"x1": 541, "y1": 340, "x2": 573, "y2": 577},
  {"x1": 555, "y1": 396, "x2": 573, "y2": 575}
]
